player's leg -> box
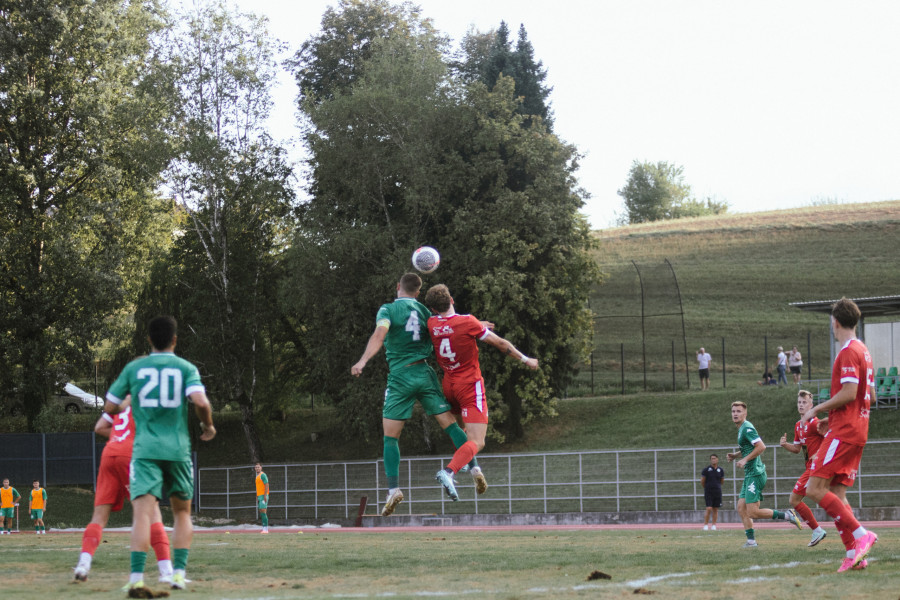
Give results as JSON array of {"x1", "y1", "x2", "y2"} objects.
[
  {"x1": 150, "y1": 501, "x2": 173, "y2": 582},
  {"x1": 128, "y1": 494, "x2": 157, "y2": 588},
  {"x1": 789, "y1": 481, "x2": 826, "y2": 544},
  {"x1": 165, "y1": 458, "x2": 197, "y2": 589},
  {"x1": 258, "y1": 496, "x2": 269, "y2": 533},
  {"x1": 703, "y1": 505, "x2": 711, "y2": 528},
  {"x1": 710, "y1": 507, "x2": 718, "y2": 528},
  {"x1": 737, "y1": 498, "x2": 756, "y2": 546}
]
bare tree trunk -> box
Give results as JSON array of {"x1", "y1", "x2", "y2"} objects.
[{"x1": 239, "y1": 400, "x2": 263, "y2": 463}]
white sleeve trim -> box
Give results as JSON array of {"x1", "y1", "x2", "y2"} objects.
[
  {"x1": 840, "y1": 376, "x2": 859, "y2": 384},
  {"x1": 185, "y1": 384, "x2": 205, "y2": 397},
  {"x1": 102, "y1": 413, "x2": 115, "y2": 423},
  {"x1": 478, "y1": 328, "x2": 492, "y2": 341},
  {"x1": 105, "y1": 392, "x2": 124, "y2": 405},
  {"x1": 750, "y1": 437, "x2": 762, "y2": 445}
]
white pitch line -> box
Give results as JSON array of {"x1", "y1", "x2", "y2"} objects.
[{"x1": 624, "y1": 572, "x2": 699, "y2": 587}]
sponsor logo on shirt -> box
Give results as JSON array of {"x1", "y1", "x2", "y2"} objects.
[
  {"x1": 841, "y1": 366, "x2": 857, "y2": 376},
  {"x1": 859, "y1": 408, "x2": 870, "y2": 420},
  {"x1": 432, "y1": 325, "x2": 454, "y2": 336}
]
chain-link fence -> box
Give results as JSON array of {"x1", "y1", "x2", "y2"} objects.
[{"x1": 197, "y1": 440, "x2": 900, "y2": 521}]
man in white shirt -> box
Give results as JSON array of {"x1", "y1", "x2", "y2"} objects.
[
  {"x1": 697, "y1": 348, "x2": 712, "y2": 390},
  {"x1": 776, "y1": 346, "x2": 788, "y2": 385}
]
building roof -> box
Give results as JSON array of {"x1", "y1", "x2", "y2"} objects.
[{"x1": 790, "y1": 295, "x2": 900, "y2": 318}]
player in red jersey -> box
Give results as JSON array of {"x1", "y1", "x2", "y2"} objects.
[
  {"x1": 73, "y1": 397, "x2": 173, "y2": 583},
  {"x1": 424, "y1": 284, "x2": 539, "y2": 500},
  {"x1": 779, "y1": 390, "x2": 828, "y2": 547},
  {"x1": 801, "y1": 298, "x2": 877, "y2": 572}
]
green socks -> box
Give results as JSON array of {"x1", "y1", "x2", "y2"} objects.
[
  {"x1": 173, "y1": 548, "x2": 189, "y2": 571},
  {"x1": 745, "y1": 529, "x2": 755, "y2": 540},
  {"x1": 383, "y1": 436, "x2": 400, "y2": 489},
  {"x1": 130, "y1": 551, "x2": 147, "y2": 576},
  {"x1": 772, "y1": 510, "x2": 785, "y2": 520},
  {"x1": 261, "y1": 513, "x2": 268, "y2": 527}
]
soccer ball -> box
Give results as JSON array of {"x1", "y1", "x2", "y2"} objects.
[{"x1": 411, "y1": 246, "x2": 440, "y2": 274}]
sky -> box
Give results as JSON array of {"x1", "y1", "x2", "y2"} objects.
[{"x1": 208, "y1": 0, "x2": 900, "y2": 229}]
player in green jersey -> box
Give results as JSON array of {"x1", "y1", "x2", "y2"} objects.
[
  {"x1": 104, "y1": 315, "x2": 216, "y2": 592},
  {"x1": 726, "y1": 401, "x2": 802, "y2": 547},
  {"x1": 351, "y1": 273, "x2": 481, "y2": 516}
]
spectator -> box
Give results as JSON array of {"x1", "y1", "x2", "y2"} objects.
[
  {"x1": 788, "y1": 346, "x2": 803, "y2": 384},
  {"x1": 701, "y1": 454, "x2": 724, "y2": 530},
  {"x1": 776, "y1": 346, "x2": 788, "y2": 385},
  {"x1": 757, "y1": 370, "x2": 777, "y2": 386},
  {"x1": 697, "y1": 347, "x2": 712, "y2": 390}
]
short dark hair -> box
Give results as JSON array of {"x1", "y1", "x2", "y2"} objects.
[
  {"x1": 424, "y1": 284, "x2": 452, "y2": 313},
  {"x1": 709, "y1": 454, "x2": 718, "y2": 459},
  {"x1": 33, "y1": 479, "x2": 39, "y2": 484},
  {"x1": 148, "y1": 315, "x2": 178, "y2": 351},
  {"x1": 399, "y1": 273, "x2": 422, "y2": 295},
  {"x1": 831, "y1": 297, "x2": 861, "y2": 330}
]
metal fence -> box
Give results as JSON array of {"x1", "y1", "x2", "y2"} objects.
[
  {"x1": 0, "y1": 432, "x2": 104, "y2": 487},
  {"x1": 197, "y1": 440, "x2": 900, "y2": 521}
]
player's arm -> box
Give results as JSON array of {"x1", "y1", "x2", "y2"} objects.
[
  {"x1": 779, "y1": 432, "x2": 801, "y2": 454},
  {"x1": 737, "y1": 440, "x2": 765, "y2": 468},
  {"x1": 803, "y1": 381, "x2": 857, "y2": 421},
  {"x1": 351, "y1": 323, "x2": 389, "y2": 376},
  {"x1": 189, "y1": 390, "x2": 216, "y2": 441},
  {"x1": 481, "y1": 331, "x2": 538, "y2": 370},
  {"x1": 700, "y1": 475, "x2": 706, "y2": 487},
  {"x1": 42, "y1": 489, "x2": 47, "y2": 512},
  {"x1": 95, "y1": 412, "x2": 114, "y2": 438}
]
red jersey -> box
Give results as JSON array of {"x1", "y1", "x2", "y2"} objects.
[
  {"x1": 427, "y1": 313, "x2": 490, "y2": 382},
  {"x1": 101, "y1": 405, "x2": 134, "y2": 459},
  {"x1": 793, "y1": 416, "x2": 824, "y2": 468},
  {"x1": 827, "y1": 338, "x2": 873, "y2": 446}
]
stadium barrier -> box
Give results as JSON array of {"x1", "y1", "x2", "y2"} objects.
[{"x1": 196, "y1": 440, "x2": 900, "y2": 521}]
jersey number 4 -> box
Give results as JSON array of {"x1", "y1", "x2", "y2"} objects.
[
  {"x1": 438, "y1": 338, "x2": 457, "y2": 361},
  {"x1": 137, "y1": 368, "x2": 184, "y2": 408},
  {"x1": 405, "y1": 311, "x2": 421, "y2": 341}
]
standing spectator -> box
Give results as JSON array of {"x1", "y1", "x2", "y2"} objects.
[
  {"x1": 697, "y1": 347, "x2": 712, "y2": 390},
  {"x1": 776, "y1": 346, "x2": 788, "y2": 385},
  {"x1": 801, "y1": 297, "x2": 878, "y2": 572},
  {"x1": 788, "y1": 346, "x2": 803, "y2": 384},
  {"x1": 0, "y1": 478, "x2": 20, "y2": 534},
  {"x1": 29, "y1": 480, "x2": 47, "y2": 534},
  {"x1": 700, "y1": 454, "x2": 724, "y2": 530}
]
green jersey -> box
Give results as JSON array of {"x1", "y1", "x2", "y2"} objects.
[
  {"x1": 375, "y1": 297, "x2": 434, "y2": 371},
  {"x1": 737, "y1": 419, "x2": 765, "y2": 477},
  {"x1": 107, "y1": 351, "x2": 205, "y2": 462}
]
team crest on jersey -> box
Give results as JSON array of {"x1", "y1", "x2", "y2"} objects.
[{"x1": 748, "y1": 482, "x2": 756, "y2": 493}]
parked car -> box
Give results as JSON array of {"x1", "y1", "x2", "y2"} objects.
[{"x1": 2, "y1": 383, "x2": 103, "y2": 416}]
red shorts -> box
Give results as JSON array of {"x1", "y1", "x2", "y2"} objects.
[
  {"x1": 442, "y1": 377, "x2": 489, "y2": 425},
  {"x1": 95, "y1": 453, "x2": 131, "y2": 511},
  {"x1": 810, "y1": 435, "x2": 863, "y2": 488},
  {"x1": 793, "y1": 468, "x2": 811, "y2": 495}
]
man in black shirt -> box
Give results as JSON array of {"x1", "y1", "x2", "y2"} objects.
[{"x1": 701, "y1": 454, "x2": 725, "y2": 530}]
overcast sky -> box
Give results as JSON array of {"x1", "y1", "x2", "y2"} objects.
[{"x1": 204, "y1": 0, "x2": 900, "y2": 229}]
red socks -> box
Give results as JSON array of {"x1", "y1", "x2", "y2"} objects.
[
  {"x1": 150, "y1": 522, "x2": 171, "y2": 561},
  {"x1": 819, "y1": 492, "x2": 860, "y2": 550},
  {"x1": 792, "y1": 502, "x2": 819, "y2": 529},
  {"x1": 81, "y1": 522, "x2": 103, "y2": 555},
  {"x1": 447, "y1": 441, "x2": 479, "y2": 474}
]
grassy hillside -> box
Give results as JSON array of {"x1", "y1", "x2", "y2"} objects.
[{"x1": 581, "y1": 200, "x2": 900, "y2": 394}]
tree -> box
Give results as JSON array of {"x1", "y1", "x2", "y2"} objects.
[
  {"x1": 287, "y1": 2, "x2": 597, "y2": 443},
  {"x1": 455, "y1": 22, "x2": 553, "y2": 129},
  {"x1": 0, "y1": 0, "x2": 175, "y2": 428},
  {"x1": 134, "y1": 1, "x2": 296, "y2": 462},
  {"x1": 617, "y1": 160, "x2": 727, "y2": 224}
]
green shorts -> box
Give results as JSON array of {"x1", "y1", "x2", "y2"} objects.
[
  {"x1": 740, "y1": 470, "x2": 767, "y2": 504},
  {"x1": 130, "y1": 457, "x2": 194, "y2": 502},
  {"x1": 257, "y1": 496, "x2": 268, "y2": 511},
  {"x1": 30, "y1": 509, "x2": 43, "y2": 520},
  {"x1": 383, "y1": 362, "x2": 451, "y2": 420},
  {"x1": 0, "y1": 507, "x2": 14, "y2": 518}
]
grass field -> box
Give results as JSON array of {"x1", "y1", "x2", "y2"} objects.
[
  {"x1": 1, "y1": 526, "x2": 897, "y2": 599},
  {"x1": 583, "y1": 200, "x2": 900, "y2": 394}
]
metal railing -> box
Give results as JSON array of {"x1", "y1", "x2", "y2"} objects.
[{"x1": 197, "y1": 440, "x2": 900, "y2": 521}]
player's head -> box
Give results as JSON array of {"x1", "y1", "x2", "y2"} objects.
[
  {"x1": 254, "y1": 463, "x2": 262, "y2": 474},
  {"x1": 730, "y1": 401, "x2": 747, "y2": 423},
  {"x1": 797, "y1": 390, "x2": 813, "y2": 413},
  {"x1": 398, "y1": 273, "x2": 422, "y2": 296},
  {"x1": 32, "y1": 479, "x2": 39, "y2": 488},
  {"x1": 424, "y1": 284, "x2": 452, "y2": 314},
  {"x1": 1, "y1": 479, "x2": 8, "y2": 488},
  {"x1": 709, "y1": 454, "x2": 718, "y2": 465},
  {"x1": 148, "y1": 315, "x2": 178, "y2": 351},
  {"x1": 831, "y1": 297, "x2": 861, "y2": 331}
]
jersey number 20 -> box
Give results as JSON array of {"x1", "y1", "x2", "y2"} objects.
[{"x1": 137, "y1": 368, "x2": 183, "y2": 408}]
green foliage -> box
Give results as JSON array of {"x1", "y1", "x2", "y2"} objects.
[
  {"x1": 126, "y1": 2, "x2": 297, "y2": 462},
  {"x1": 456, "y1": 21, "x2": 553, "y2": 129},
  {"x1": 617, "y1": 160, "x2": 728, "y2": 224},
  {"x1": 286, "y1": 3, "x2": 596, "y2": 443},
  {"x1": 0, "y1": 0, "x2": 176, "y2": 428}
]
